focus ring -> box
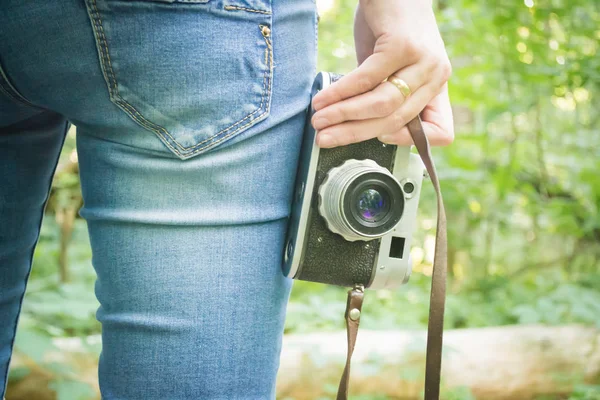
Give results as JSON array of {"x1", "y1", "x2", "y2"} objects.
[{"x1": 318, "y1": 159, "x2": 404, "y2": 242}]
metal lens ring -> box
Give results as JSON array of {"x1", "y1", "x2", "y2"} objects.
[
  {"x1": 343, "y1": 172, "x2": 404, "y2": 236},
  {"x1": 318, "y1": 159, "x2": 405, "y2": 241}
]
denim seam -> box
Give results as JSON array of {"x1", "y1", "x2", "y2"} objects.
[
  {"x1": 0, "y1": 65, "x2": 40, "y2": 109},
  {"x1": 1, "y1": 120, "x2": 70, "y2": 399},
  {"x1": 224, "y1": 5, "x2": 271, "y2": 14},
  {"x1": 0, "y1": 84, "x2": 23, "y2": 106},
  {"x1": 85, "y1": 0, "x2": 273, "y2": 158}
]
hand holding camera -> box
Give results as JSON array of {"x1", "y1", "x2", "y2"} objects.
[{"x1": 311, "y1": 0, "x2": 454, "y2": 149}]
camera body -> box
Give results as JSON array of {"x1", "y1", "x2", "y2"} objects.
[{"x1": 282, "y1": 72, "x2": 425, "y2": 289}]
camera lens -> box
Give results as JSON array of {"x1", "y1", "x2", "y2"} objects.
[
  {"x1": 345, "y1": 173, "x2": 404, "y2": 236},
  {"x1": 357, "y1": 188, "x2": 388, "y2": 222},
  {"x1": 318, "y1": 159, "x2": 405, "y2": 241}
]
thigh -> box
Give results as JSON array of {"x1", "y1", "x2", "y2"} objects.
[
  {"x1": 77, "y1": 125, "x2": 301, "y2": 398},
  {"x1": 72, "y1": 1, "x2": 318, "y2": 399}
]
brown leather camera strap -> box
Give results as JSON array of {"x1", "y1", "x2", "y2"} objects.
[
  {"x1": 336, "y1": 285, "x2": 365, "y2": 400},
  {"x1": 336, "y1": 116, "x2": 447, "y2": 400}
]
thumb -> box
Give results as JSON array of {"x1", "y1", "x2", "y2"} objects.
[{"x1": 354, "y1": 4, "x2": 376, "y2": 65}]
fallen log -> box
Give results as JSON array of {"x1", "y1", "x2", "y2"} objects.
[
  {"x1": 276, "y1": 325, "x2": 600, "y2": 399},
  {"x1": 7, "y1": 325, "x2": 600, "y2": 400}
]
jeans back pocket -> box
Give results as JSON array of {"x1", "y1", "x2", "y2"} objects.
[{"x1": 85, "y1": 0, "x2": 273, "y2": 159}]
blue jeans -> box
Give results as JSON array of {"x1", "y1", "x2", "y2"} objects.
[{"x1": 0, "y1": 0, "x2": 317, "y2": 398}]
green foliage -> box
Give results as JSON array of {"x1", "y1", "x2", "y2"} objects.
[
  {"x1": 8, "y1": 218, "x2": 99, "y2": 398},
  {"x1": 288, "y1": 270, "x2": 600, "y2": 333},
  {"x1": 444, "y1": 387, "x2": 477, "y2": 400},
  {"x1": 24, "y1": 219, "x2": 99, "y2": 336},
  {"x1": 567, "y1": 384, "x2": 600, "y2": 400}
]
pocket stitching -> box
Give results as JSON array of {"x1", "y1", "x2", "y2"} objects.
[
  {"x1": 223, "y1": 5, "x2": 271, "y2": 15},
  {"x1": 0, "y1": 82, "x2": 28, "y2": 107},
  {"x1": 86, "y1": 0, "x2": 273, "y2": 158}
]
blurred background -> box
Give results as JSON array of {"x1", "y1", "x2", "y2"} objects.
[{"x1": 6, "y1": 0, "x2": 600, "y2": 399}]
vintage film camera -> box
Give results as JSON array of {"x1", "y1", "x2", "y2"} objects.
[{"x1": 282, "y1": 72, "x2": 426, "y2": 289}]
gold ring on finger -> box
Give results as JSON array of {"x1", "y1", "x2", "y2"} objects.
[{"x1": 387, "y1": 76, "x2": 412, "y2": 98}]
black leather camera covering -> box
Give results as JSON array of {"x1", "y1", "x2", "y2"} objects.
[{"x1": 296, "y1": 138, "x2": 396, "y2": 287}]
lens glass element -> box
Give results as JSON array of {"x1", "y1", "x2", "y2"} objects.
[
  {"x1": 357, "y1": 188, "x2": 387, "y2": 222},
  {"x1": 344, "y1": 172, "x2": 404, "y2": 238}
]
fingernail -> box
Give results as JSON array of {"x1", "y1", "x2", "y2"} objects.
[
  {"x1": 313, "y1": 117, "x2": 329, "y2": 130},
  {"x1": 317, "y1": 133, "x2": 334, "y2": 148}
]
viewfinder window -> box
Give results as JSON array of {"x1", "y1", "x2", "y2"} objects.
[{"x1": 389, "y1": 236, "x2": 406, "y2": 259}]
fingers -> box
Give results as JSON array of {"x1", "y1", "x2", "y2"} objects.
[
  {"x1": 380, "y1": 86, "x2": 454, "y2": 146},
  {"x1": 311, "y1": 63, "x2": 430, "y2": 131},
  {"x1": 311, "y1": 51, "x2": 406, "y2": 111},
  {"x1": 317, "y1": 86, "x2": 433, "y2": 147},
  {"x1": 312, "y1": 30, "x2": 451, "y2": 113},
  {"x1": 317, "y1": 83, "x2": 452, "y2": 148},
  {"x1": 419, "y1": 85, "x2": 454, "y2": 145}
]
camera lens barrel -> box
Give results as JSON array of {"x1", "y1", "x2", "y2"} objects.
[{"x1": 318, "y1": 159, "x2": 405, "y2": 241}]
